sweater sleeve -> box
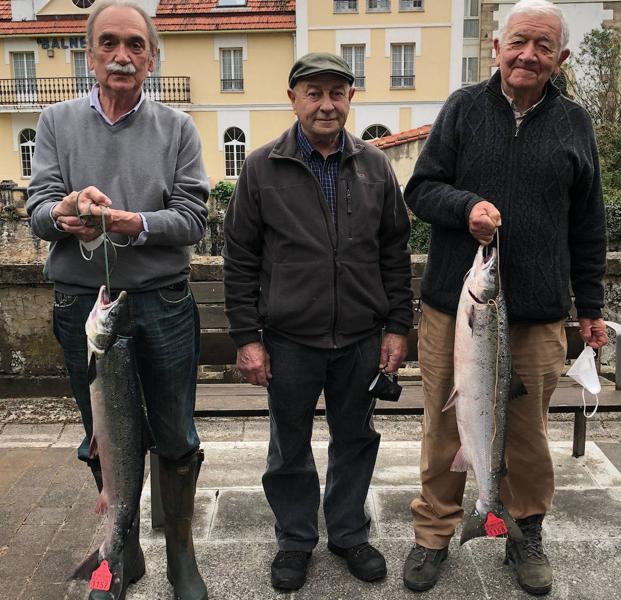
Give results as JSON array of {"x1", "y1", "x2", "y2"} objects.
[
  {"x1": 26, "y1": 108, "x2": 73, "y2": 241},
  {"x1": 222, "y1": 154, "x2": 264, "y2": 348},
  {"x1": 568, "y1": 111, "x2": 606, "y2": 319},
  {"x1": 404, "y1": 92, "x2": 486, "y2": 228},
  {"x1": 139, "y1": 116, "x2": 209, "y2": 246},
  {"x1": 379, "y1": 154, "x2": 414, "y2": 335}
]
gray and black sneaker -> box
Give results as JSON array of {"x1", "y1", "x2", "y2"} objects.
[
  {"x1": 403, "y1": 543, "x2": 449, "y2": 592},
  {"x1": 505, "y1": 514, "x2": 552, "y2": 595}
]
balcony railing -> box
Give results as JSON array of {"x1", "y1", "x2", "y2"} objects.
[
  {"x1": 0, "y1": 76, "x2": 191, "y2": 106},
  {"x1": 391, "y1": 75, "x2": 415, "y2": 88},
  {"x1": 221, "y1": 78, "x2": 244, "y2": 92}
]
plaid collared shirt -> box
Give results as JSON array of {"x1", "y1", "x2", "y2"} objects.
[{"x1": 296, "y1": 123, "x2": 344, "y2": 225}]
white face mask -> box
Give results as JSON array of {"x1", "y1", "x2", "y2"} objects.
[{"x1": 567, "y1": 345, "x2": 601, "y2": 395}]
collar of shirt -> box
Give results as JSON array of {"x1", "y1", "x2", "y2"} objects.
[
  {"x1": 296, "y1": 122, "x2": 345, "y2": 161},
  {"x1": 89, "y1": 83, "x2": 145, "y2": 126},
  {"x1": 500, "y1": 84, "x2": 546, "y2": 125}
]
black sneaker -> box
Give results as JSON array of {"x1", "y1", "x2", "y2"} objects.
[
  {"x1": 327, "y1": 541, "x2": 387, "y2": 582},
  {"x1": 505, "y1": 514, "x2": 552, "y2": 595},
  {"x1": 403, "y1": 543, "x2": 448, "y2": 592},
  {"x1": 270, "y1": 550, "x2": 312, "y2": 590}
]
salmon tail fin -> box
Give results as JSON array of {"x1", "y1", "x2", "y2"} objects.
[
  {"x1": 460, "y1": 506, "x2": 523, "y2": 545},
  {"x1": 71, "y1": 549, "x2": 100, "y2": 581}
]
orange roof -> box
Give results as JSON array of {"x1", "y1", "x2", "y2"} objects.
[
  {"x1": 0, "y1": 0, "x2": 295, "y2": 35},
  {"x1": 0, "y1": 0, "x2": 10, "y2": 20},
  {"x1": 370, "y1": 125, "x2": 432, "y2": 150}
]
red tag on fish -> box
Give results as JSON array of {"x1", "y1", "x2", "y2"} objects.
[
  {"x1": 89, "y1": 560, "x2": 112, "y2": 591},
  {"x1": 484, "y1": 513, "x2": 508, "y2": 537}
]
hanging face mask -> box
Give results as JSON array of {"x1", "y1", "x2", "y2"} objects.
[{"x1": 566, "y1": 345, "x2": 600, "y2": 417}]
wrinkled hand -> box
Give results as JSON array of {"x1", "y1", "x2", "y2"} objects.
[
  {"x1": 469, "y1": 201, "x2": 502, "y2": 246},
  {"x1": 52, "y1": 185, "x2": 143, "y2": 240},
  {"x1": 379, "y1": 333, "x2": 408, "y2": 374},
  {"x1": 237, "y1": 342, "x2": 272, "y2": 387},
  {"x1": 52, "y1": 186, "x2": 113, "y2": 241},
  {"x1": 579, "y1": 318, "x2": 608, "y2": 349}
]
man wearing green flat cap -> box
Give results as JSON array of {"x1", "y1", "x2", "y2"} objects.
[{"x1": 223, "y1": 52, "x2": 412, "y2": 590}]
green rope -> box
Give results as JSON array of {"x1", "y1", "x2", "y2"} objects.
[{"x1": 101, "y1": 208, "x2": 111, "y2": 297}]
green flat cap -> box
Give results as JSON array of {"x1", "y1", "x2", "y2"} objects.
[{"x1": 288, "y1": 52, "x2": 355, "y2": 88}]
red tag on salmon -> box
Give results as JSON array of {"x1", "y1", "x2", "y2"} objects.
[
  {"x1": 484, "y1": 513, "x2": 508, "y2": 537},
  {"x1": 89, "y1": 560, "x2": 112, "y2": 591}
]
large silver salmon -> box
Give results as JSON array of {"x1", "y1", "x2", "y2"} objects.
[
  {"x1": 73, "y1": 286, "x2": 147, "y2": 597},
  {"x1": 445, "y1": 245, "x2": 525, "y2": 545}
]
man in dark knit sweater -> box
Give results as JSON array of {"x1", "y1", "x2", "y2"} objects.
[
  {"x1": 403, "y1": 0, "x2": 608, "y2": 596},
  {"x1": 27, "y1": 2, "x2": 208, "y2": 599}
]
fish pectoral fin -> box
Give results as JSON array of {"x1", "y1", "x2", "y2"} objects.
[
  {"x1": 442, "y1": 388, "x2": 459, "y2": 412},
  {"x1": 88, "y1": 435, "x2": 98, "y2": 460},
  {"x1": 87, "y1": 353, "x2": 97, "y2": 386},
  {"x1": 449, "y1": 446, "x2": 469, "y2": 472},
  {"x1": 509, "y1": 368, "x2": 528, "y2": 400}
]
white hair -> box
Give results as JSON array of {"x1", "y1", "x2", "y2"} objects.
[{"x1": 499, "y1": 0, "x2": 570, "y2": 50}]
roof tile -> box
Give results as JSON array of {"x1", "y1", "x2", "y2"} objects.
[{"x1": 370, "y1": 125, "x2": 432, "y2": 150}]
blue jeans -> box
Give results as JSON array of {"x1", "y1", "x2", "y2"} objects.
[
  {"x1": 262, "y1": 329, "x2": 382, "y2": 551},
  {"x1": 53, "y1": 282, "x2": 201, "y2": 463}
]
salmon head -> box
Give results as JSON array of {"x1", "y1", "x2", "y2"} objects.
[
  {"x1": 465, "y1": 245, "x2": 498, "y2": 305},
  {"x1": 85, "y1": 286, "x2": 129, "y2": 358}
]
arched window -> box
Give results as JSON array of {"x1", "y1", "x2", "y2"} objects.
[
  {"x1": 224, "y1": 127, "x2": 246, "y2": 177},
  {"x1": 19, "y1": 129, "x2": 36, "y2": 178},
  {"x1": 72, "y1": 0, "x2": 96, "y2": 8},
  {"x1": 361, "y1": 124, "x2": 391, "y2": 141}
]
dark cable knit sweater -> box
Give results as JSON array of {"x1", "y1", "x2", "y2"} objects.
[{"x1": 405, "y1": 70, "x2": 606, "y2": 322}]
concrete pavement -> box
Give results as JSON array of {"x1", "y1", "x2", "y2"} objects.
[{"x1": 1, "y1": 397, "x2": 621, "y2": 600}]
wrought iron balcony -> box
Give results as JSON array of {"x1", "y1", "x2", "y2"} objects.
[{"x1": 0, "y1": 76, "x2": 191, "y2": 106}]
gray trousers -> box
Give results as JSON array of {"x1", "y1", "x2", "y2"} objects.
[{"x1": 262, "y1": 329, "x2": 382, "y2": 552}]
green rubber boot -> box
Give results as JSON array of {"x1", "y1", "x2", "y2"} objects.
[{"x1": 159, "y1": 449, "x2": 208, "y2": 600}]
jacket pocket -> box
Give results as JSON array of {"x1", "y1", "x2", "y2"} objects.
[
  {"x1": 337, "y1": 260, "x2": 389, "y2": 335},
  {"x1": 265, "y1": 261, "x2": 333, "y2": 337}
]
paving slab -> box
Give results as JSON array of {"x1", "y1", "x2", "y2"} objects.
[{"x1": 0, "y1": 419, "x2": 620, "y2": 600}]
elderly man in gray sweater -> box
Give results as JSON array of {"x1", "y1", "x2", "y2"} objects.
[{"x1": 26, "y1": 2, "x2": 209, "y2": 599}]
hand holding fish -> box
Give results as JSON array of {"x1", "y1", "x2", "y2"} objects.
[
  {"x1": 237, "y1": 341, "x2": 272, "y2": 387},
  {"x1": 468, "y1": 201, "x2": 502, "y2": 246},
  {"x1": 52, "y1": 185, "x2": 144, "y2": 240},
  {"x1": 579, "y1": 317, "x2": 608, "y2": 349},
  {"x1": 379, "y1": 333, "x2": 408, "y2": 374}
]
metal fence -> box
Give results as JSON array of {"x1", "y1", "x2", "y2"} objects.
[{"x1": 0, "y1": 76, "x2": 191, "y2": 105}]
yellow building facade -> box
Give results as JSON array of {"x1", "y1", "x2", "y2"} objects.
[{"x1": 0, "y1": 0, "x2": 465, "y2": 188}]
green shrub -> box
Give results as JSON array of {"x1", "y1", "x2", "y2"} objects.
[{"x1": 409, "y1": 214, "x2": 431, "y2": 254}]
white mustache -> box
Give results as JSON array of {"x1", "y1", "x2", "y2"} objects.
[{"x1": 106, "y1": 62, "x2": 137, "y2": 75}]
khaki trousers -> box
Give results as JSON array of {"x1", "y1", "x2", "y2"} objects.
[{"x1": 411, "y1": 303, "x2": 567, "y2": 549}]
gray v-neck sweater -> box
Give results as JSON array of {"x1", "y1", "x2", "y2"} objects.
[{"x1": 27, "y1": 97, "x2": 209, "y2": 293}]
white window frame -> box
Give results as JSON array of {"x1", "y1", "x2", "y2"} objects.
[
  {"x1": 461, "y1": 56, "x2": 479, "y2": 86},
  {"x1": 400, "y1": 0, "x2": 423, "y2": 10},
  {"x1": 334, "y1": 0, "x2": 358, "y2": 12},
  {"x1": 19, "y1": 128, "x2": 36, "y2": 178},
  {"x1": 464, "y1": 0, "x2": 480, "y2": 39},
  {"x1": 390, "y1": 43, "x2": 415, "y2": 89},
  {"x1": 341, "y1": 45, "x2": 366, "y2": 89},
  {"x1": 220, "y1": 48, "x2": 244, "y2": 92},
  {"x1": 367, "y1": 0, "x2": 390, "y2": 12},
  {"x1": 361, "y1": 125, "x2": 391, "y2": 140},
  {"x1": 224, "y1": 127, "x2": 246, "y2": 178}
]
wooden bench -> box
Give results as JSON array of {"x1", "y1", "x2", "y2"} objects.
[{"x1": 148, "y1": 276, "x2": 621, "y2": 527}]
